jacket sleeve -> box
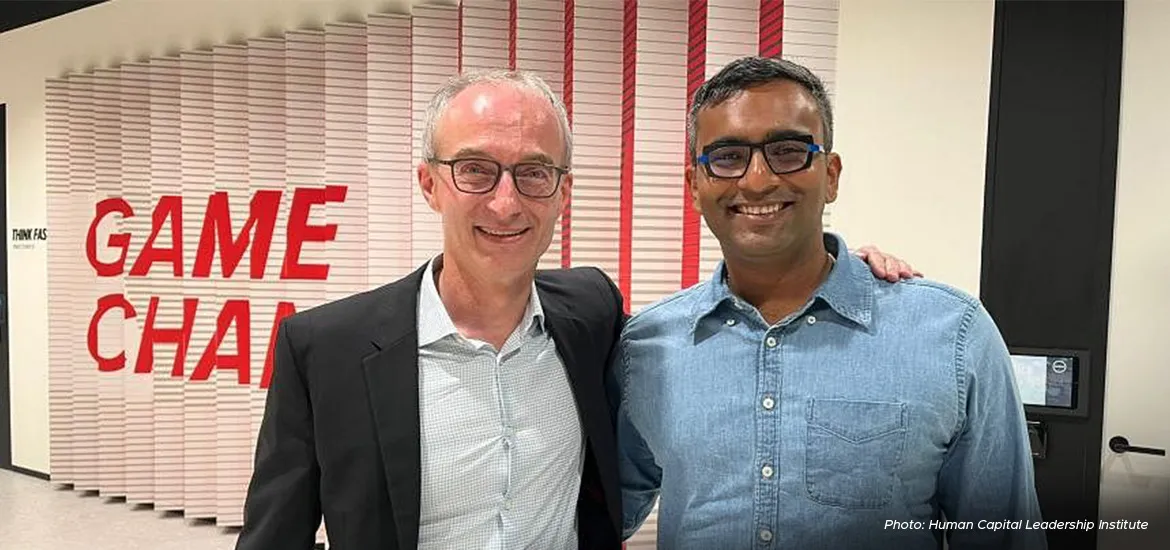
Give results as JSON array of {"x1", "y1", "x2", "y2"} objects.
[{"x1": 235, "y1": 319, "x2": 322, "y2": 550}]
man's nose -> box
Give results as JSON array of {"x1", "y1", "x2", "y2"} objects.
[
  {"x1": 487, "y1": 170, "x2": 523, "y2": 217},
  {"x1": 737, "y1": 149, "x2": 778, "y2": 194}
]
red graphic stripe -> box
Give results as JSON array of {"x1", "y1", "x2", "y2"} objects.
[
  {"x1": 682, "y1": 0, "x2": 706, "y2": 288},
  {"x1": 619, "y1": 0, "x2": 637, "y2": 312},
  {"x1": 457, "y1": 3, "x2": 464, "y2": 73},
  {"x1": 759, "y1": 0, "x2": 784, "y2": 58},
  {"x1": 509, "y1": 0, "x2": 518, "y2": 70},
  {"x1": 562, "y1": 0, "x2": 574, "y2": 268}
]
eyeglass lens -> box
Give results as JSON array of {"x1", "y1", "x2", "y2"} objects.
[
  {"x1": 451, "y1": 159, "x2": 559, "y2": 197},
  {"x1": 705, "y1": 139, "x2": 812, "y2": 177}
]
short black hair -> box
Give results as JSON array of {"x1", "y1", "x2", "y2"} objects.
[{"x1": 688, "y1": 56, "x2": 834, "y2": 159}]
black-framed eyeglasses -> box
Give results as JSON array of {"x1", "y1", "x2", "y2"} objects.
[
  {"x1": 696, "y1": 135, "x2": 826, "y2": 179},
  {"x1": 429, "y1": 157, "x2": 569, "y2": 199}
]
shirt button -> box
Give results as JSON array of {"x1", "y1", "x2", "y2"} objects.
[
  {"x1": 762, "y1": 396, "x2": 775, "y2": 410},
  {"x1": 766, "y1": 336, "x2": 778, "y2": 348},
  {"x1": 762, "y1": 465, "x2": 774, "y2": 478},
  {"x1": 504, "y1": 499, "x2": 512, "y2": 510},
  {"x1": 759, "y1": 529, "x2": 773, "y2": 542},
  {"x1": 807, "y1": 315, "x2": 817, "y2": 325},
  {"x1": 726, "y1": 318, "x2": 736, "y2": 326}
]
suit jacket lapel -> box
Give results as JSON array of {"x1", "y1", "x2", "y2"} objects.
[{"x1": 361, "y1": 265, "x2": 426, "y2": 550}]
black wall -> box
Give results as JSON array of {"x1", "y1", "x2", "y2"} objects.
[
  {"x1": 1, "y1": 103, "x2": 10, "y2": 471},
  {"x1": 982, "y1": 2, "x2": 1123, "y2": 549}
]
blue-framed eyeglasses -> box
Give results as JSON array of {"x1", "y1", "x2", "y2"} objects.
[{"x1": 696, "y1": 135, "x2": 826, "y2": 179}]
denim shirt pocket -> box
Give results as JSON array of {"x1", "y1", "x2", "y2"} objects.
[{"x1": 804, "y1": 397, "x2": 907, "y2": 509}]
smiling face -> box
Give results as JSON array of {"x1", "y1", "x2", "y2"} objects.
[
  {"x1": 418, "y1": 81, "x2": 571, "y2": 281},
  {"x1": 687, "y1": 79, "x2": 841, "y2": 265}
]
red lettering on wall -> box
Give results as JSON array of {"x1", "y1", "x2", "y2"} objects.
[
  {"x1": 129, "y1": 195, "x2": 184, "y2": 277},
  {"x1": 192, "y1": 190, "x2": 282, "y2": 279},
  {"x1": 134, "y1": 296, "x2": 199, "y2": 376},
  {"x1": 282, "y1": 185, "x2": 347, "y2": 280},
  {"x1": 86, "y1": 198, "x2": 134, "y2": 277},
  {"x1": 189, "y1": 299, "x2": 251, "y2": 385},
  {"x1": 87, "y1": 294, "x2": 137, "y2": 372}
]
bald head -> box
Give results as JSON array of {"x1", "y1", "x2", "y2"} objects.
[{"x1": 422, "y1": 69, "x2": 572, "y2": 168}]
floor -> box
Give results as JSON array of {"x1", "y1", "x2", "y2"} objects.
[{"x1": 0, "y1": 469, "x2": 240, "y2": 550}]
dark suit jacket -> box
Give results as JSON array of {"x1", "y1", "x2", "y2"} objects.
[{"x1": 235, "y1": 262, "x2": 625, "y2": 550}]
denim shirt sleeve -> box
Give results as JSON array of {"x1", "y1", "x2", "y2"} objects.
[
  {"x1": 937, "y1": 302, "x2": 1048, "y2": 550},
  {"x1": 612, "y1": 334, "x2": 662, "y2": 540}
]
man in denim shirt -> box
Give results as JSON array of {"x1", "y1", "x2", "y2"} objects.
[{"x1": 616, "y1": 57, "x2": 1046, "y2": 550}]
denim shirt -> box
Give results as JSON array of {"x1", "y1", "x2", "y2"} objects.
[{"x1": 616, "y1": 233, "x2": 1046, "y2": 550}]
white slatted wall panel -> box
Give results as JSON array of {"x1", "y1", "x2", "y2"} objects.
[
  {"x1": 631, "y1": 0, "x2": 686, "y2": 311},
  {"x1": 325, "y1": 23, "x2": 370, "y2": 302},
  {"x1": 568, "y1": 0, "x2": 623, "y2": 278},
  {"x1": 68, "y1": 73, "x2": 100, "y2": 493},
  {"x1": 211, "y1": 44, "x2": 253, "y2": 527},
  {"x1": 411, "y1": 5, "x2": 459, "y2": 266},
  {"x1": 244, "y1": 38, "x2": 285, "y2": 515},
  {"x1": 285, "y1": 27, "x2": 331, "y2": 383},
  {"x1": 45, "y1": 77, "x2": 73, "y2": 486},
  {"x1": 150, "y1": 56, "x2": 186, "y2": 512},
  {"x1": 119, "y1": 62, "x2": 154, "y2": 505},
  {"x1": 783, "y1": 0, "x2": 838, "y2": 94},
  {"x1": 699, "y1": 0, "x2": 758, "y2": 281},
  {"x1": 179, "y1": 50, "x2": 218, "y2": 519},
  {"x1": 517, "y1": 0, "x2": 567, "y2": 270},
  {"x1": 94, "y1": 68, "x2": 128, "y2": 499},
  {"x1": 367, "y1": 14, "x2": 415, "y2": 282},
  {"x1": 463, "y1": 0, "x2": 510, "y2": 70}
]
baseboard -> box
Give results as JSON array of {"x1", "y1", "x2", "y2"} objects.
[{"x1": 1, "y1": 464, "x2": 50, "y2": 480}]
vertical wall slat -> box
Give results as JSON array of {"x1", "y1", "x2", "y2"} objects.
[
  {"x1": 46, "y1": 77, "x2": 73, "y2": 486},
  {"x1": 119, "y1": 61, "x2": 154, "y2": 505},
  {"x1": 411, "y1": 5, "x2": 459, "y2": 267}
]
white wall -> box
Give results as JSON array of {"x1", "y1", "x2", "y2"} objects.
[
  {"x1": 833, "y1": 0, "x2": 994, "y2": 295},
  {"x1": 1097, "y1": 0, "x2": 1170, "y2": 543},
  {"x1": 1, "y1": 0, "x2": 417, "y2": 473}
]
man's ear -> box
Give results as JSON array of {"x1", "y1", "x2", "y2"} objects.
[
  {"x1": 686, "y1": 164, "x2": 701, "y2": 212},
  {"x1": 825, "y1": 152, "x2": 842, "y2": 204},
  {"x1": 418, "y1": 160, "x2": 441, "y2": 212},
  {"x1": 559, "y1": 172, "x2": 573, "y2": 213}
]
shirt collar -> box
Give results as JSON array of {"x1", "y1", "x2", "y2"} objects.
[
  {"x1": 417, "y1": 255, "x2": 546, "y2": 347},
  {"x1": 690, "y1": 232, "x2": 874, "y2": 334}
]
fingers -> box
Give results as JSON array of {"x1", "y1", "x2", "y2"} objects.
[{"x1": 884, "y1": 257, "x2": 901, "y2": 283}]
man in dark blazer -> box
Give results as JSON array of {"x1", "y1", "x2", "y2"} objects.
[
  {"x1": 235, "y1": 69, "x2": 624, "y2": 550},
  {"x1": 235, "y1": 68, "x2": 914, "y2": 550}
]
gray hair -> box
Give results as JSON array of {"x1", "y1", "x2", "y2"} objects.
[
  {"x1": 687, "y1": 56, "x2": 834, "y2": 159},
  {"x1": 421, "y1": 69, "x2": 573, "y2": 168}
]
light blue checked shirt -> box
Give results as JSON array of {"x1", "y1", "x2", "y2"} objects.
[{"x1": 416, "y1": 257, "x2": 584, "y2": 550}]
